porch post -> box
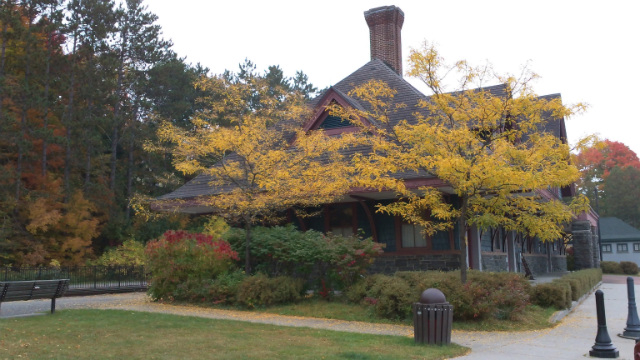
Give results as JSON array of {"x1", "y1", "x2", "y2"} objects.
[
  {"x1": 506, "y1": 231, "x2": 516, "y2": 272},
  {"x1": 469, "y1": 225, "x2": 482, "y2": 270},
  {"x1": 547, "y1": 242, "x2": 552, "y2": 273}
]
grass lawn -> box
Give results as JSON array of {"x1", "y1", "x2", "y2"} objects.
[
  {"x1": 203, "y1": 297, "x2": 558, "y2": 332},
  {"x1": 0, "y1": 309, "x2": 469, "y2": 359}
]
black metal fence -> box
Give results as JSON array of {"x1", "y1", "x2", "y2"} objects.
[{"x1": 0, "y1": 266, "x2": 147, "y2": 295}]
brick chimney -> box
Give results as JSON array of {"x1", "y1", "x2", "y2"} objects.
[{"x1": 364, "y1": 5, "x2": 404, "y2": 75}]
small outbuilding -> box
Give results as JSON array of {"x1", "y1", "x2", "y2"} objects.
[{"x1": 600, "y1": 217, "x2": 640, "y2": 266}]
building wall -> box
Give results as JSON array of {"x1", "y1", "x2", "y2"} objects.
[
  {"x1": 370, "y1": 254, "x2": 460, "y2": 274},
  {"x1": 480, "y1": 252, "x2": 566, "y2": 274},
  {"x1": 602, "y1": 241, "x2": 640, "y2": 266}
]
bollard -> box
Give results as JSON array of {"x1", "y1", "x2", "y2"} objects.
[
  {"x1": 590, "y1": 290, "x2": 619, "y2": 358},
  {"x1": 623, "y1": 277, "x2": 640, "y2": 339}
]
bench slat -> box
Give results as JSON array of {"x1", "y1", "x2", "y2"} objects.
[{"x1": 0, "y1": 279, "x2": 70, "y2": 307}]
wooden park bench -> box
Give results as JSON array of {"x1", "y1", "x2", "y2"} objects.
[{"x1": 0, "y1": 279, "x2": 70, "y2": 314}]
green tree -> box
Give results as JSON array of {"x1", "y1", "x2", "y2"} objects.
[{"x1": 602, "y1": 166, "x2": 640, "y2": 228}]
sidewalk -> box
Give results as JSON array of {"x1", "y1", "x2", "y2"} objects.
[
  {"x1": 455, "y1": 275, "x2": 637, "y2": 359},
  {"x1": 1, "y1": 275, "x2": 638, "y2": 359}
]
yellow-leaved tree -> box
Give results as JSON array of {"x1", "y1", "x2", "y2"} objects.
[
  {"x1": 331, "y1": 42, "x2": 589, "y2": 283},
  {"x1": 154, "y1": 68, "x2": 353, "y2": 272}
]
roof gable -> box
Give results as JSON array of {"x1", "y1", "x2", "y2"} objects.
[{"x1": 600, "y1": 217, "x2": 640, "y2": 242}]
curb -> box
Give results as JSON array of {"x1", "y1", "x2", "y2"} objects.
[{"x1": 549, "y1": 281, "x2": 602, "y2": 323}]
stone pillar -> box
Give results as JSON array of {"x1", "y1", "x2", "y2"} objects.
[
  {"x1": 573, "y1": 220, "x2": 595, "y2": 270},
  {"x1": 592, "y1": 227, "x2": 601, "y2": 269}
]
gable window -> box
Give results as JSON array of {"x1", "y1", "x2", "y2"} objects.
[
  {"x1": 634, "y1": 243, "x2": 640, "y2": 252},
  {"x1": 617, "y1": 243, "x2": 629, "y2": 253},
  {"x1": 318, "y1": 115, "x2": 352, "y2": 130},
  {"x1": 401, "y1": 223, "x2": 427, "y2": 248},
  {"x1": 602, "y1": 244, "x2": 612, "y2": 253}
]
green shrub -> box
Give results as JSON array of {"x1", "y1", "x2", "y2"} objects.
[
  {"x1": 530, "y1": 269, "x2": 601, "y2": 309},
  {"x1": 91, "y1": 239, "x2": 146, "y2": 267},
  {"x1": 346, "y1": 270, "x2": 531, "y2": 321},
  {"x1": 236, "y1": 274, "x2": 304, "y2": 307},
  {"x1": 531, "y1": 283, "x2": 569, "y2": 309},
  {"x1": 226, "y1": 225, "x2": 383, "y2": 289},
  {"x1": 209, "y1": 270, "x2": 247, "y2": 304},
  {"x1": 601, "y1": 261, "x2": 624, "y2": 274},
  {"x1": 145, "y1": 230, "x2": 239, "y2": 300},
  {"x1": 368, "y1": 275, "x2": 414, "y2": 319},
  {"x1": 621, "y1": 261, "x2": 639, "y2": 275}
]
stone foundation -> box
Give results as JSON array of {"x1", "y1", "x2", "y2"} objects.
[
  {"x1": 481, "y1": 252, "x2": 567, "y2": 275},
  {"x1": 370, "y1": 254, "x2": 460, "y2": 274},
  {"x1": 481, "y1": 253, "x2": 508, "y2": 272},
  {"x1": 524, "y1": 254, "x2": 567, "y2": 274}
]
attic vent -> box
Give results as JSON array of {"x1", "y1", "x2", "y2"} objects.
[{"x1": 319, "y1": 115, "x2": 351, "y2": 129}]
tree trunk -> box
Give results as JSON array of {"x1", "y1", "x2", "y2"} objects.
[
  {"x1": 41, "y1": 20, "x2": 53, "y2": 178},
  {"x1": 0, "y1": 0, "x2": 13, "y2": 120},
  {"x1": 110, "y1": 26, "x2": 127, "y2": 193},
  {"x1": 0, "y1": 12, "x2": 8, "y2": 120},
  {"x1": 244, "y1": 218, "x2": 252, "y2": 274},
  {"x1": 125, "y1": 134, "x2": 134, "y2": 221},
  {"x1": 84, "y1": 143, "x2": 91, "y2": 190},
  {"x1": 64, "y1": 29, "x2": 78, "y2": 199},
  {"x1": 458, "y1": 196, "x2": 469, "y2": 284}
]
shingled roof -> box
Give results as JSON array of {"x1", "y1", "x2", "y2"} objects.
[
  {"x1": 600, "y1": 217, "x2": 640, "y2": 242},
  {"x1": 158, "y1": 58, "x2": 568, "y2": 203}
]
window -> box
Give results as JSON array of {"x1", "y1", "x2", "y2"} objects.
[
  {"x1": 617, "y1": 243, "x2": 629, "y2": 253},
  {"x1": 401, "y1": 223, "x2": 427, "y2": 248},
  {"x1": 328, "y1": 204, "x2": 354, "y2": 237},
  {"x1": 634, "y1": 243, "x2": 640, "y2": 252},
  {"x1": 602, "y1": 244, "x2": 612, "y2": 253}
]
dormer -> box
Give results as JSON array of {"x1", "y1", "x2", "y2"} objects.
[{"x1": 304, "y1": 87, "x2": 371, "y2": 136}]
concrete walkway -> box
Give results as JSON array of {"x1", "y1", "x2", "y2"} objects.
[{"x1": 1, "y1": 275, "x2": 638, "y2": 359}]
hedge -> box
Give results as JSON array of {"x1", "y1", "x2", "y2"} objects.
[{"x1": 530, "y1": 268, "x2": 602, "y2": 309}]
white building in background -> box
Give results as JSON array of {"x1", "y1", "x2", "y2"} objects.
[{"x1": 600, "y1": 217, "x2": 640, "y2": 266}]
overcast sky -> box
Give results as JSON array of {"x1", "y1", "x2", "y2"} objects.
[{"x1": 145, "y1": 0, "x2": 640, "y2": 155}]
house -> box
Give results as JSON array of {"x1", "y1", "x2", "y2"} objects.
[
  {"x1": 157, "y1": 5, "x2": 601, "y2": 276},
  {"x1": 599, "y1": 217, "x2": 640, "y2": 266}
]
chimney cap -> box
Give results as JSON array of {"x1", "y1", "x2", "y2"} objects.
[{"x1": 364, "y1": 5, "x2": 404, "y2": 19}]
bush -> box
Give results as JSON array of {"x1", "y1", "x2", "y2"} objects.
[
  {"x1": 531, "y1": 283, "x2": 569, "y2": 309},
  {"x1": 621, "y1": 261, "x2": 639, "y2": 275},
  {"x1": 346, "y1": 270, "x2": 531, "y2": 321},
  {"x1": 236, "y1": 274, "x2": 304, "y2": 307},
  {"x1": 145, "y1": 230, "x2": 239, "y2": 300},
  {"x1": 225, "y1": 225, "x2": 383, "y2": 289},
  {"x1": 530, "y1": 268, "x2": 602, "y2": 309},
  {"x1": 601, "y1": 261, "x2": 624, "y2": 274},
  {"x1": 91, "y1": 239, "x2": 146, "y2": 267}
]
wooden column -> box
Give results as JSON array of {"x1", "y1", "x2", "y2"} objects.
[
  {"x1": 506, "y1": 231, "x2": 517, "y2": 272},
  {"x1": 469, "y1": 225, "x2": 482, "y2": 270}
]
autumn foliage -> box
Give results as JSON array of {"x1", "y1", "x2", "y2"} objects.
[
  {"x1": 331, "y1": 42, "x2": 588, "y2": 282},
  {"x1": 145, "y1": 230, "x2": 239, "y2": 300}
]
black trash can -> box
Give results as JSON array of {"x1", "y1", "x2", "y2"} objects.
[{"x1": 413, "y1": 288, "x2": 453, "y2": 345}]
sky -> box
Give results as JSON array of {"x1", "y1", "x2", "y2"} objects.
[{"x1": 145, "y1": 0, "x2": 640, "y2": 155}]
